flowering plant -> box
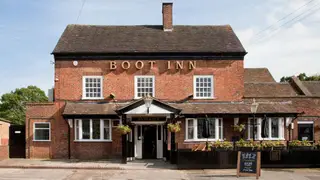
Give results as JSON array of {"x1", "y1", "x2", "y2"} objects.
[
  {"x1": 212, "y1": 141, "x2": 233, "y2": 150},
  {"x1": 261, "y1": 141, "x2": 285, "y2": 148},
  {"x1": 116, "y1": 124, "x2": 131, "y2": 135},
  {"x1": 167, "y1": 122, "x2": 181, "y2": 133},
  {"x1": 232, "y1": 124, "x2": 246, "y2": 132},
  {"x1": 235, "y1": 139, "x2": 261, "y2": 149},
  {"x1": 289, "y1": 140, "x2": 312, "y2": 147}
]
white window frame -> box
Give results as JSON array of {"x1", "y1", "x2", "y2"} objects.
[
  {"x1": 185, "y1": 118, "x2": 223, "y2": 142},
  {"x1": 134, "y1": 75, "x2": 155, "y2": 99},
  {"x1": 193, "y1": 75, "x2": 214, "y2": 99},
  {"x1": 33, "y1": 122, "x2": 51, "y2": 142},
  {"x1": 74, "y1": 119, "x2": 112, "y2": 142},
  {"x1": 248, "y1": 117, "x2": 284, "y2": 140},
  {"x1": 82, "y1": 76, "x2": 104, "y2": 100}
]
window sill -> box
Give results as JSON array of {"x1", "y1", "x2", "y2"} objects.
[
  {"x1": 74, "y1": 140, "x2": 112, "y2": 142},
  {"x1": 193, "y1": 97, "x2": 216, "y2": 100},
  {"x1": 184, "y1": 139, "x2": 222, "y2": 143},
  {"x1": 81, "y1": 97, "x2": 104, "y2": 100},
  {"x1": 33, "y1": 140, "x2": 51, "y2": 142}
]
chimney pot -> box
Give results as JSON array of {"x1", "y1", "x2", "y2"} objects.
[{"x1": 162, "y1": 2, "x2": 173, "y2": 31}]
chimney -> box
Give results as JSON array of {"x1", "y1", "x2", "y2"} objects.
[{"x1": 162, "y1": 2, "x2": 173, "y2": 31}]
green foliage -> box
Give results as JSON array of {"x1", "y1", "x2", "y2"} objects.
[
  {"x1": 289, "y1": 140, "x2": 312, "y2": 147},
  {"x1": 232, "y1": 124, "x2": 246, "y2": 132},
  {"x1": 0, "y1": 86, "x2": 48, "y2": 125},
  {"x1": 235, "y1": 139, "x2": 261, "y2": 149},
  {"x1": 211, "y1": 141, "x2": 233, "y2": 150},
  {"x1": 280, "y1": 73, "x2": 320, "y2": 82},
  {"x1": 167, "y1": 122, "x2": 181, "y2": 133},
  {"x1": 261, "y1": 141, "x2": 284, "y2": 148},
  {"x1": 116, "y1": 124, "x2": 131, "y2": 135}
]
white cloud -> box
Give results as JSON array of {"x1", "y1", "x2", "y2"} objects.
[{"x1": 238, "y1": 0, "x2": 320, "y2": 81}]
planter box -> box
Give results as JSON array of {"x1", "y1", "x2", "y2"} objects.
[
  {"x1": 236, "y1": 147, "x2": 258, "y2": 151},
  {"x1": 213, "y1": 148, "x2": 233, "y2": 152},
  {"x1": 262, "y1": 146, "x2": 286, "y2": 151},
  {"x1": 289, "y1": 146, "x2": 314, "y2": 151}
]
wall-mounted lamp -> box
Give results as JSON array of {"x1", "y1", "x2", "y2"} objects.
[{"x1": 144, "y1": 95, "x2": 153, "y2": 114}]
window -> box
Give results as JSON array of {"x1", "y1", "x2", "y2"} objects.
[
  {"x1": 193, "y1": 75, "x2": 214, "y2": 99},
  {"x1": 248, "y1": 117, "x2": 284, "y2": 140},
  {"x1": 134, "y1": 76, "x2": 155, "y2": 99},
  {"x1": 298, "y1": 121, "x2": 314, "y2": 141},
  {"x1": 82, "y1": 76, "x2": 103, "y2": 99},
  {"x1": 33, "y1": 122, "x2": 50, "y2": 141},
  {"x1": 185, "y1": 118, "x2": 223, "y2": 141},
  {"x1": 74, "y1": 119, "x2": 112, "y2": 141}
]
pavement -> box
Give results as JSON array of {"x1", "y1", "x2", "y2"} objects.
[{"x1": 1, "y1": 159, "x2": 320, "y2": 179}]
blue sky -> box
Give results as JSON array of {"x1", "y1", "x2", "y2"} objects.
[{"x1": 0, "y1": 0, "x2": 319, "y2": 96}]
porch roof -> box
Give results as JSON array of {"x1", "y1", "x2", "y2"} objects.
[{"x1": 63, "y1": 101, "x2": 300, "y2": 117}]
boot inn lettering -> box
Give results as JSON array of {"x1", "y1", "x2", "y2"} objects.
[
  {"x1": 109, "y1": 61, "x2": 196, "y2": 70},
  {"x1": 21, "y1": 2, "x2": 320, "y2": 163}
]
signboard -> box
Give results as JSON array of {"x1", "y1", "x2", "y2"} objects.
[{"x1": 237, "y1": 151, "x2": 261, "y2": 179}]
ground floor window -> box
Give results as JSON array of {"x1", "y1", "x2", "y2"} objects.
[
  {"x1": 248, "y1": 117, "x2": 284, "y2": 140},
  {"x1": 33, "y1": 122, "x2": 50, "y2": 141},
  {"x1": 185, "y1": 118, "x2": 223, "y2": 141},
  {"x1": 298, "y1": 121, "x2": 314, "y2": 141},
  {"x1": 74, "y1": 119, "x2": 112, "y2": 141}
]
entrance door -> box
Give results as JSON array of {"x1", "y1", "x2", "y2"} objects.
[
  {"x1": 9, "y1": 125, "x2": 26, "y2": 158},
  {"x1": 142, "y1": 125, "x2": 157, "y2": 159}
]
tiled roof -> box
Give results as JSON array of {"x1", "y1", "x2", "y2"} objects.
[
  {"x1": 244, "y1": 82, "x2": 299, "y2": 97},
  {"x1": 53, "y1": 25, "x2": 246, "y2": 54},
  {"x1": 302, "y1": 81, "x2": 320, "y2": 96},
  {"x1": 244, "y1": 68, "x2": 275, "y2": 83},
  {"x1": 62, "y1": 101, "x2": 299, "y2": 116}
]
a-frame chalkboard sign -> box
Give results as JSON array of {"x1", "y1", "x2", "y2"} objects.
[{"x1": 237, "y1": 151, "x2": 261, "y2": 179}]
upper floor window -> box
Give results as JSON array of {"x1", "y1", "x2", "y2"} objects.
[
  {"x1": 33, "y1": 122, "x2": 50, "y2": 141},
  {"x1": 134, "y1": 76, "x2": 155, "y2": 99},
  {"x1": 248, "y1": 117, "x2": 284, "y2": 140},
  {"x1": 82, "y1": 76, "x2": 103, "y2": 99},
  {"x1": 193, "y1": 75, "x2": 214, "y2": 99},
  {"x1": 185, "y1": 118, "x2": 223, "y2": 141}
]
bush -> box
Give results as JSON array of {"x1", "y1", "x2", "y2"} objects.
[
  {"x1": 235, "y1": 139, "x2": 260, "y2": 149},
  {"x1": 212, "y1": 141, "x2": 233, "y2": 150},
  {"x1": 289, "y1": 140, "x2": 312, "y2": 147}
]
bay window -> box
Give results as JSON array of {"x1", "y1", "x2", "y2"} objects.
[
  {"x1": 248, "y1": 117, "x2": 284, "y2": 140},
  {"x1": 185, "y1": 118, "x2": 223, "y2": 141},
  {"x1": 74, "y1": 119, "x2": 112, "y2": 141}
]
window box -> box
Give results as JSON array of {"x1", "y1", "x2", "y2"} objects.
[{"x1": 290, "y1": 146, "x2": 314, "y2": 151}]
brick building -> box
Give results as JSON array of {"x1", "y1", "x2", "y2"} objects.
[
  {"x1": 0, "y1": 118, "x2": 10, "y2": 159},
  {"x1": 26, "y1": 2, "x2": 320, "y2": 160}
]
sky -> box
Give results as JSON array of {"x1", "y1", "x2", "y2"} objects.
[{"x1": 0, "y1": 0, "x2": 319, "y2": 96}]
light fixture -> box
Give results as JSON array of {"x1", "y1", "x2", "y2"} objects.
[{"x1": 144, "y1": 94, "x2": 153, "y2": 114}]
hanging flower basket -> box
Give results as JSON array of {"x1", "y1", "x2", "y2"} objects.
[
  {"x1": 116, "y1": 125, "x2": 131, "y2": 135},
  {"x1": 232, "y1": 124, "x2": 246, "y2": 133},
  {"x1": 167, "y1": 122, "x2": 181, "y2": 133}
]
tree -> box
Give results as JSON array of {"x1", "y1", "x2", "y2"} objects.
[
  {"x1": 0, "y1": 86, "x2": 48, "y2": 125},
  {"x1": 280, "y1": 73, "x2": 320, "y2": 82}
]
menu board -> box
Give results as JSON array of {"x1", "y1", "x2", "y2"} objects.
[{"x1": 237, "y1": 151, "x2": 261, "y2": 179}]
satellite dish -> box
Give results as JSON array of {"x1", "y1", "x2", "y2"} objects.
[{"x1": 73, "y1": 61, "x2": 78, "y2": 66}]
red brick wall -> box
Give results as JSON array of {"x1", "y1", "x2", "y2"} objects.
[
  {"x1": 26, "y1": 102, "x2": 123, "y2": 159},
  {"x1": 54, "y1": 60, "x2": 244, "y2": 102}
]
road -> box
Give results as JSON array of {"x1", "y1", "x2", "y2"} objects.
[{"x1": 1, "y1": 168, "x2": 320, "y2": 180}]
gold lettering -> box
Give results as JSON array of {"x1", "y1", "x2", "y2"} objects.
[
  {"x1": 176, "y1": 61, "x2": 183, "y2": 69},
  {"x1": 110, "y1": 61, "x2": 117, "y2": 70},
  {"x1": 167, "y1": 61, "x2": 171, "y2": 69},
  {"x1": 149, "y1": 61, "x2": 155, "y2": 69},
  {"x1": 121, "y1": 61, "x2": 130, "y2": 69},
  {"x1": 189, "y1": 61, "x2": 196, "y2": 69},
  {"x1": 135, "y1": 61, "x2": 144, "y2": 69}
]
